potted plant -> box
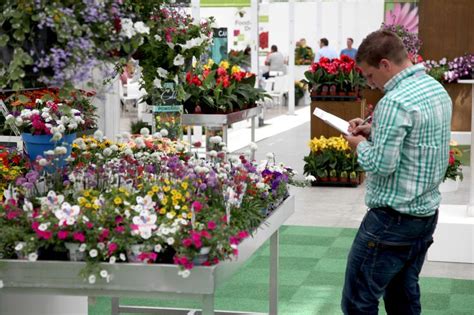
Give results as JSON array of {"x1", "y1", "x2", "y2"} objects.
[
  {"x1": 339, "y1": 170, "x2": 348, "y2": 183},
  {"x1": 439, "y1": 141, "x2": 463, "y2": 192},
  {"x1": 349, "y1": 171, "x2": 359, "y2": 184},
  {"x1": 329, "y1": 169, "x2": 338, "y2": 182}
]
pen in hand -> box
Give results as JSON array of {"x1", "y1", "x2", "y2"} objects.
[{"x1": 349, "y1": 116, "x2": 372, "y2": 136}]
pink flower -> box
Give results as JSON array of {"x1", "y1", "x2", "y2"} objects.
[
  {"x1": 385, "y1": 3, "x2": 419, "y2": 33},
  {"x1": 99, "y1": 229, "x2": 110, "y2": 241},
  {"x1": 115, "y1": 216, "x2": 123, "y2": 224},
  {"x1": 183, "y1": 238, "x2": 193, "y2": 247},
  {"x1": 194, "y1": 239, "x2": 202, "y2": 249},
  {"x1": 207, "y1": 220, "x2": 216, "y2": 230},
  {"x1": 86, "y1": 222, "x2": 94, "y2": 229},
  {"x1": 108, "y1": 242, "x2": 118, "y2": 255},
  {"x1": 238, "y1": 231, "x2": 249, "y2": 239},
  {"x1": 191, "y1": 201, "x2": 202, "y2": 213},
  {"x1": 115, "y1": 226, "x2": 125, "y2": 233},
  {"x1": 230, "y1": 236, "x2": 239, "y2": 245},
  {"x1": 73, "y1": 232, "x2": 86, "y2": 243},
  {"x1": 58, "y1": 230, "x2": 69, "y2": 240},
  {"x1": 138, "y1": 252, "x2": 157, "y2": 263},
  {"x1": 201, "y1": 230, "x2": 211, "y2": 239}
]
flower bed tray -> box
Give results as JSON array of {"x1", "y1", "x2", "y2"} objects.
[
  {"x1": 311, "y1": 95, "x2": 359, "y2": 102},
  {"x1": 311, "y1": 174, "x2": 365, "y2": 188},
  {"x1": 182, "y1": 107, "x2": 261, "y2": 127},
  {"x1": 0, "y1": 196, "x2": 295, "y2": 315}
]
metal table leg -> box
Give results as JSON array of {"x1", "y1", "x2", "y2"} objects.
[
  {"x1": 187, "y1": 126, "x2": 192, "y2": 151},
  {"x1": 111, "y1": 297, "x2": 120, "y2": 315},
  {"x1": 202, "y1": 294, "x2": 215, "y2": 315},
  {"x1": 269, "y1": 229, "x2": 279, "y2": 315},
  {"x1": 251, "y1": 117, "x2": 256, "y2": 161}
]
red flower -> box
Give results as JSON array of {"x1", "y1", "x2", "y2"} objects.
[
  {"x1": 73, "y1": 232, "x2": 86, "y2": 243},
  {"x1": 108, "y1": 242, "x2": 118, "y2": 255},
  {"x1": 58, "y1": 230, "x2": 69, "y2": 240},
  {"x1": 217, "y1": 67, "x2": 227, "y2": 77},
  {"x1": 449, "y1": 150, "x2": 455, "y2": 165},
  {"x1": 191, "y1": 201, "x2": 202, "y2": 212},
  {"x1": 207, "y1": 220, "x2": 216, "y2": 230}
]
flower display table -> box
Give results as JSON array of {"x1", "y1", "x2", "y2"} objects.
[
  {"x1": 428, "y1": 80, "x2": 474, "y2": 264},
  {"x1": 182, "y1": 107, "x2": 262, "y2": 159},
  {"x1": 0, "y1": 196, "x2": 294, "y2": 315}
]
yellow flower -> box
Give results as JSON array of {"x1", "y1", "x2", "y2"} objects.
[
  {"x1": 187, "y1": 212, "x2": 193, "y2": 219},
  {"x1": 78, "y1": 197, "x2": 87, "y2": 206},
  {"x1": 162, "y1": 196, "x2": 169, "y2": 204},
  {"x1": 231, "y1": 65, "x2": 240, "y2": 74},
  {"x1": 181, "y1": 182, "x2": 188, "y2": 190},
  {"x1": 219, "y1": 60, "x2": 230, "y2": 70},
  {"x1": 207, "y1": 58, "x2": 214, "y2": 67},
  {"x1": 93, "y1": 204, "x2": 100, "y2": 210},
  {"x1": 159, "y1": 208, "x2": 167, "y2": 215},
  {"x1": 151, "y1": 185, "x2": 159, "y2": 192},
  {"x1": 114, "y1": 197, "x2": 122, "y2": 205},
  {"x1": 163, "y1": 186, "x2": 170, "y2": 192},
  {"x1": 83, "y1": 191, "x2": 90, "y2": 197},
  {"x1": 169, "y1": 211, "x2": 176, "y2": 218},
  {"x1": 182, "y1": 205, "x2": 188, "y2": 211},
  {"x1": 119, "y1": 187, "x2": 127, "y2": 193},
  {"x1": 147, "y1": 191, "x2": 154, "y2": 197},
  {"x1": 85, "y1": 203, "x2": 92, "y2": 208}
]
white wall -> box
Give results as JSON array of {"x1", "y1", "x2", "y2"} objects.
[{"x1": 200, "y1": 0, "x2": 384, "y2": 58}]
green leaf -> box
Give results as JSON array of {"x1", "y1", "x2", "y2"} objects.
[
  {"x1": 13, "y1": 29, "x2": 25, "y2": 42},
  {"x1": 0, "y1": 34, "x2": 9, "y2": 47},
  {"x1": 18, "y1": 95, "x2": 30, "y2": 104}
]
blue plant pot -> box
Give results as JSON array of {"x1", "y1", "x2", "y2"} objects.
[{"x1": 21, "y1": 133, "x2": 76, "y2": 167}]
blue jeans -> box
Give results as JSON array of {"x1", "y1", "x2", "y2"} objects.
[{"x1": 341, "y1": 207, "x2": 438, "y2": 315}]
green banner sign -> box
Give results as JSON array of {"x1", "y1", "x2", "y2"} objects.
[{"x1": 201, "y1": 0, "x2": 250, "y2": 7}]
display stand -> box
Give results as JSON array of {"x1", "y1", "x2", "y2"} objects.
[
  {"x1": 428, "y1": 80, "x2": 474, "y2": 263},
  {"x1": 0, "y1": 196, "x2": 294, "y2": 315},
  {"x1": 182, "y1": 107, "x2": 261, "y2": 160}
]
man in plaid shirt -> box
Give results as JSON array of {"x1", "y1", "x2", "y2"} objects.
[{"x1": 342, "y1": 30, "x2": 452, "y2": 314}]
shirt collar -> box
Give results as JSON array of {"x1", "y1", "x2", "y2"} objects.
[{"x1": 384, "y1": 64, "x2": 425, "y2": 92}]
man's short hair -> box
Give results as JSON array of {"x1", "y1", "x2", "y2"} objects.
[
  {"x1": 355, "y1": 30, "x2": 408, "y2": 67},
  {"x1": 271, "y1": 45, "x2": 278, "y2": 52},
  {"x1": 347, "y1": 37, "x2": 354, "y2": 43},
  {"x1": 320, "y1": 38, "x2": 329, "y2": 46}
]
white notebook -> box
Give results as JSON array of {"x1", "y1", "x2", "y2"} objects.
[{"x1": 313, "y1": 107, "x2": 351, "y2": 136}]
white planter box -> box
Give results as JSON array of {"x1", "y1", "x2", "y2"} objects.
[
  {"x1": 439, "y1": 178, "x2": 460, "y2": 193},
  {"x1": 0, "y1": 135, "x2": 22, "y2": 150}
]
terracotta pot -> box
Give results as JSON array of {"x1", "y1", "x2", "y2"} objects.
[
  {"x1": 321, "y1": 85, "x2": 329, "y2": 96},
  {"x1": 330, "y1": 177, "x2": 338, "y2": 182},
  {"x1": 319, "y1": 177, "x2": 329, "y2": 182},
  {"x1": 339, "y1": 177, "x2": 349, "y2": 183},
  {"x1": 338, "y1": 91, "x2": 346, "y2": 96},
  {"x1": 329, "y1": 85, "x2": 337, "y2": 96}
]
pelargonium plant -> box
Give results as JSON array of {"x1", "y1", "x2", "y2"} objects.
[{"x1": 6, "y1": 98, "x2": 85, "y2": 139}]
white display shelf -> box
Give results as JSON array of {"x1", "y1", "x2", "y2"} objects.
[
  {"x1": 428, "y1": 79, "x2": 474, "y2": 264},
  {"x1": 0, "y1": 196, "x2": 295, "y2": 315}
]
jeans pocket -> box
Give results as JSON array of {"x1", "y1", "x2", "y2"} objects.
[{"x1": 362, "y1": 209, "x2": 392, "y2": 238}]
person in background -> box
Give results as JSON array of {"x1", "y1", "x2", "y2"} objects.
[
  {"x1": 314, "y1": 38, "x2": 338, "y2": 62},
  {"x1": 340, "y1": 37, "x2": 358, "y2": 60},
  {"x1": 263, "y1": 45, "x2": 285, "y2": 79},
  {"x1": 342, "y1": 30, "x2": 452, "y2": 315}
]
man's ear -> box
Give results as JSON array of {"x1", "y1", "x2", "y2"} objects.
[{"x1": 379, "y1": 59, "x2": 391, "y2": 70}]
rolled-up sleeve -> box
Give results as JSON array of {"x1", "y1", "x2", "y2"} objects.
[{"x1": 357, "y1": 99, "x2": 412, "y2": 177}]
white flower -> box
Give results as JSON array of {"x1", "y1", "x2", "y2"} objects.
[
  {"x1": 134, "y1": 21, "x2": 150, "y2": 34},
  {"x1": 54, "y1": 146, "x2": 67, "y2": 155},
  {"x1": 15, "y1": 243, "x2": 24, "y2": 251},
  {"x1": 178, "y1": 269, "x2": 191, "y2": 278},
  {"x1": 94, "y1": 130, "x2": 104, "y2": 141},
  {"x1": 38, "y1": 223, "x2": 48, "y2": 231},
  {"x1": 305, "y1": 175, "x2": 316, "y2": 182},
  {"x1": 28, "y1": 253, "x2": 38, "y2": 261},
  {"x1": 38, "y1": 158, "x2": 48, "y2": 166},
  {"x1": 152, "y1": 132, "x2": 162, "y2": 139},
  {"x1": 160, "y1": 129, "x2": 169, "y2": 137},
  {"x1": 97, "y1": 242, "x2": 105, "y2": 250},
  {"x1": 132, "y1": 209, "x2": 157, "y2": 239},
  {"x1": 15, "y1": 117, "x2": 23, "y2": 126},
  {"x1": 54, "y1": 202, "x2": 80, "y2": 226},
  {"x1": 266, "y1": 152, "x2": 274, "y2": 160},
  {"x1": 79, "y1": 244, "x2": 87, "y2": 252},
  {"x1": 154, "y1": 244, "x2": 162, "y2": 253},
  {"x1": 154, "y1": 34, "x2": 162, "y2": 41},
  {"x1": 166, "y1": 237, "x2": 175, "y2": 245},
  {"x1": 157, "y1": 67, "x2": 169, "y2": 78},
  {"x1": 256, "y1": 182, "x2": 266, "y2": 189},
  {"x1": 166, "y1": 212, "x2": 174, "y2": 219},
  {"x1": 210, "y1": 136, "x2": 222, "y2": 144},
  {"x1": 120, "y1": 18, "x2": 135, "y2": 38},
  {"x1": 120, "y1": 253, "x2": 126, "y2": 261},
  {"x1": 50, "y1": 132, "x2": 62, "y2": 142},
  {"x1": 173, "y1": 54, "x2": 185, "y2": 66},
  {"x1": 153, "y1": 78, "x2": 162, "y2": 89},
  {"x1": 209, "y1": 150, "x2": 217, "y2": 157},
  {"x1": 89, "y1": 249, "x2": 98, "y2": 258},
  {"x1": 109, "y1": 256, "x2": 116, "y2": 264},
  {"x1": 99, "y1": 270, "x2": 109, "y2": 278},
  {"x1": 88, "y1": 275, "x2": 96, "y2": 284},
  {"x1": 140, "y1": 128, "x2": 150, "y2": 136},
  {"x1": 44, "y1": 150, "x2": 55, "y2": 156},
  {"x1": 103, "y1": 148, "x2": 112, "y2": 157},
  {"x1": 110, "y1": 144, "x2": 119, "y2": 152},
  {"x1": 250, "y1": 142, "x2": 258, "y2": 151}
]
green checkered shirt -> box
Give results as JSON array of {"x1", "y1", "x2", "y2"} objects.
[{"x1": 357, "y1": 64, "x2": 452, "y2": 216}]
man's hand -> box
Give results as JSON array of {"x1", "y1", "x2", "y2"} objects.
[
  {"x1": 344, "y1": 134, "x2": 367, "y2": 151},
  {"x1": 348, "y1": 117, "x2": 371, "y2": 137}
]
